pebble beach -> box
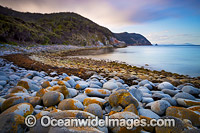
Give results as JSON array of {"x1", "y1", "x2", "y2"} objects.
[{"x1": 0, "y1": 44, "x2": 200, "y2": 132}]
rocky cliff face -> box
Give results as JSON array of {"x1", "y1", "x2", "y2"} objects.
[{"x1": 114, "y1": 32, "x2": 152, "y2": 46}]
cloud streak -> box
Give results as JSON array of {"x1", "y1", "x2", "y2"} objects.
[{"x1": 0, "y1": 0, "x2": 199, "y2": 27}]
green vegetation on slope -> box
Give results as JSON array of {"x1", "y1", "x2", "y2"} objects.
[
  {"x1": 0, "y1": 6, "x2": 113, "y2": 46},
  {"x1": 114, "y1": 32, "x2": 151, "y2": 45}
]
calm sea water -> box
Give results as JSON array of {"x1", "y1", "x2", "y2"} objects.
[{"x1": 83, "y1": 46, "x2": 200, "y2": 77}]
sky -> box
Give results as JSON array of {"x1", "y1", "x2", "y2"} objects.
[{"x1": 0, "y1": 0, "x2": 200, "y2": 44}]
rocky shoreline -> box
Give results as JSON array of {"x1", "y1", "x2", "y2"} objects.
[{"x1": 0, "y1": 45, "x2": 200, "y2": 132}]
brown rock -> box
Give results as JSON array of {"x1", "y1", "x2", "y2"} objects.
[
  {"x1": 58, "y1": 99, "x2": 84, "y2": 110},
  {"x1": 1, "y1": 103, "x2": 33, "y2": 117},
  {"x1": 108, "y1": 89, "x2": 139, "y2": 108},
  {"x1": 124, "y1": 104, "x2": 138, "y2": 115},
  {"x1": 166, "y1": 106, "x2": 200, "y2": 127}
]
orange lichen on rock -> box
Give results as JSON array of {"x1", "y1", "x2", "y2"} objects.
[
  {"x1": 166, "y1": 106, "x2": 200, "y2": 127},
  {"x1": 57, "y1": 80, "x2": 65, "y2": 86},
  {"x1": 36, "y1": 88, "x2": 49, "y2": 97},
  {"x1": 8, "y1": 86, "x2": 27, "y2": 94},
  {"x1": 188, "y1": 106, "x2": 200, "y2": 113},
  {"x1": 75, "y1": 84, "x2": 81, "y2": 89},
  {"x1": 48, "y1": 110, "x2": 95, "y2": 119},
  {"x1": 184, "y1": 100, "x2": 200, "y2": 107},
  {"x1": 50, "y1": 85, "x2": 69, "y2": 98},
  {"x1": 97, "y1": 89, "x2": 108, "y2": 94},
  {"x1": 58, "y1": 99, "x2": 84, "y2": 110},
  {"x1": 1, "y1": 96, "x2": 27, "y2": 111},
  {"x1": 109, "y1": 111, "x2": 117, "y2": 116},
  {"x1": 85, "y1": 88, "x2": 93, "y2": 94},
  {"x1": 64, "y1": 77, "x2": 70, "y2": 81},
  {"x1": 83, "y1": 97, "x2": 105, "y2": 107},
  {"x1": 124, "y1": 104, "x2": 138, "y2": 115},
  {"x1": 17, "y1": 81, "x2": 29, "y2": 90},
  {"x1": 26, "y1": 96, "x2": 41, "y2": 107},
  {"x1": 140, "y1": 116, "x2": 154, "y2": 132},
  {"x1": 1, "y1": 103, "x2": 34, "y2": 117},
  {"x1": 108, "y1": 89, "x2": 139, "y2": 108},
  {"x1": 41, "y1": 81, "x2": 51, "y2": 88}
]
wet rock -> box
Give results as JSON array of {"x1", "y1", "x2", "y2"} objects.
[
  {"x1": 0, "y1": 76, "x2": 9, "y2": 82},
  {"x1": 0, "y1": 97, "x2": 5, "y2": 112},
  {"x1": 1, "y1": 96, "x2": 29, "y2": 111},
  {"x1": 42, "y1": 91, "x2": 64, "y2": 107},
  {"x1": 83, "y1": 97, "x2": 106, "y2": 107},
  {"x1": 182, "y1": 129, "x2": 200, "y2": 133},
  {"x1": 142, "y1": 97, "x2": 154, "y2": 103},
  {"x1": 152, "y1": 93, "x2": 171, "y2": 100},
  {"x1": 138, "y1": 86, "x2": 152, "y2": 94},
  {"x1": 68, "y1": 88, "x2": 78, "y2": 98},
  {"x1": 138, "y1": 108, "x2": 160, "y2": 119},
  {"x1": 64, "y1": 77, "x2": 77, "y2": 88},
  {"x1": 27, "y1": 96, "x2": 41, "y2": 107},
  {"x1": 138, "y1": 80, "x2": 154, "y2": 86},
  {"x1": 48, "y1": 126, "x2": 103, "y2": 133},
  {"x1": 48, "y1": 110, "x2": 95, "y2": 119},
  {"x1": 161, "y1": 98, "x2": 177, "y2": 106},
  {"x1": 17, "y1": 79, "x2": 40, "y2": 91},
  {"x1": 49, "y1": 85, "x2": 69, "y2": 98},
  {"x1": 0, "y1": 85, "x2": 3, "y2": 90},
  {"x1": 111, "y1": 106, "x2": 123, "y2": 112},
  {"x1": 124, "y1": 104, "x2": 138, "y2": 115},
  {"x1": 109, "y1": 89, "x2": 139, "y2": 108},
  {"x1": 103, "y1": 81, "x2": 118, "y2": 90},
  {"x1": 176, "y1": 98, "x2": 200, "y2": 107},
  {"x1": 109, "y1": 112, "x2": 142, "y2": 132},
  {"x1": 151, "y1": 91, "x2": 164, "y2": 94},
  {"x1": 70, "y1": 75, "x2": 81, "y2": 81},
  {"x1": 166, "y1": 106, "x2": 200, "y2": 127},
  {"x1": 58, "y1": 98, "x2": 84, "y2": 110},
  {"x1": 0, "y1": 81, "x2": 7, "y2": 86},
  {"x1": 151, "y1": 100, "x2": 171, "y2": 115},
  {"x1": 9, "y1": 74, "x2": 20, "y2": 81},
  {"x1": 162, "y1": 89, "x2": 178, "y2": 96},
  {"x1": 8, "y1": 86, "x2": 28, "y2": 94},
  {"x1": 1, "y1": 103, "x2": 33, "y2": 117},
  {"x1": 182, "y1": 86, "x2": 200, "y2": 95},
  {"x1": 174, "y1": 92, "x2": 196, "y2": 100},
  {"x1": 41, "y1": 81, "x2": 51, "y2": 88},
  {"x1": 155, "y1": 116, "x2": 185, "y2": 133},
  {"x1": 35, "y1": 110, "x2": 50, "y2": 119},
  {"x1": 129, "y1": 88, "x2": 142, "y2": 101},
  {"x1": 188, "y1": 105, "x2": 200, "y2": 113},
  {"x1": 75, "y1": 83, "x2": 89, "y2": 90},
  {"x1": 144, "y1": 83, "x2": 153, "y2": 90},
  {"x1": 74, "y1": 93, "x2": 88, "y2": 103},
  {"x1": 142, "y1": 93, "x2": 152, "y2": 97},
  {"x1": 36, "y1": 88, "x2": 49, "y2": 97},
  {"x1": 85, "y1": 88, "x2": 111, "y2": 98},
  {"x1": 0, "y1": 112, "x2": 25, "y2": 133},
  {"x1": 89, "y1": 83, "x2": 101, "y2": 88},
  {"x1": 84, "y1": 103, "x2": 103, "y2": 118},
  {"x1": 35, "y1": 105, "x2": 43, "y2": 110},
  {"x1": 158, "y1": 82, "x2": 174, "y2": 90}
]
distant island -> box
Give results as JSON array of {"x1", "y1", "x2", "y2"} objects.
[
  {"x1": 158, "y1": 43, "x2": 198, "y2": 46},
  {"x1": 0, "y1": 5, "x2": 151, "y2": 47}
]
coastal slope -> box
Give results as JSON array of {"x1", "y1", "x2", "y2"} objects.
[
  {"x1": 0, "y1": 6, "x2": 113, "y2": 46},
  {"x1": 0, "y1": 6, "x2": 151, "y2": 47},
  {"x1": 114, "y1": 32, "x2": 152, "y2": 46}
]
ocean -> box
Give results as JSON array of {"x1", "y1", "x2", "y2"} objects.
[{"x1": 83, "y1": 45, "x2": 200, "y2": 77}]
